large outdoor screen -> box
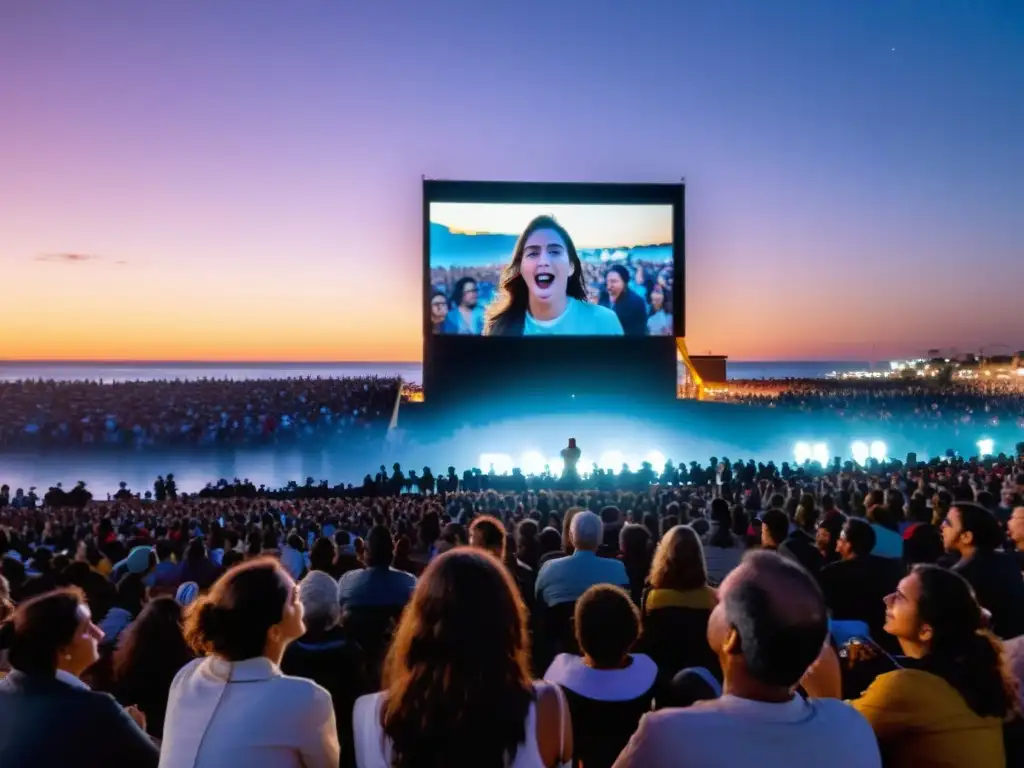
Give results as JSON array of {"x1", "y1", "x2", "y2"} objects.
[{"x1": 428, "y1": 202, "x2": 676, "y2": 337}]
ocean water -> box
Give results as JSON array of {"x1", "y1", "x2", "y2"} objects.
[{"x1": 0, "y1": 360, "x2": 876, "y2": 384}]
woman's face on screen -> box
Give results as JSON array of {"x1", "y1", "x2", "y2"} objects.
[
  {"x1": 520, "y1": 228, "x2": 574, "y2": 304},
  {"x1": 651, "y1": 286, "x2": 664, "y2": 310}
]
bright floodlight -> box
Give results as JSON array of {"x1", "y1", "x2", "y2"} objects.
[
  {"x1": 811, "y1": 443, "x2": 830, "y2": 467},
  {"x1": 548, "y1": 456, "x2": 564, "y2": 476},
  {"x1": 645, "y1": 450, "x2": 667, "y2": 469},
  {"x1": 869, "y1": 441, "x2": 888, "y2": 461},
  {"x1": 976, "y1": 438, "x2": 995, "y2": 457},
  {"x1": 519, "y1": 451, "x2": 547, "y2": 476},
  {"x1": 793, "y1": 442, "x2": 812, "y2": 465},
  {"x1": 479, "y1": 453, "x2": 514, "y2": 475},
  {"x1": 850, "y1": 441, "x2": 870, "y2": 466},
  {"x1": 599, "y1": 450, "x2": 625, "y2": 472}
]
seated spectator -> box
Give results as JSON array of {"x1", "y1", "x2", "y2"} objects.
[
  {"x1": 144, "y1": 539, "x2": 181, "y2": 595},
  {"x1": 280, "y1": 533, "x2": 307, "y2": 581},
  {"x1": 778, "y1": 504, "x2": 825, "y2": 576},
  {"x1": 638, "y1": 525, "x2": 721, "y2": 689},
  {"x1": 702, "y1": 498, "x2": 745, "y2": 586},
  {"x1": 309, "y1": 536, "x2": 338, "y2": 576},
  {"x1": 944, "y1": 502, "x2": 1024, "y2": 639},
  {"x1": 160, "y1": 557, "x2": 339, "y2": 767},
  {"x1": 538, "y1": 506, "x2": 583, "y2": 570},
  {"x1": 282, "y1": 571, "x2": 369, "y2": 768},
  {"x1": 819, "y1": 518, "x2": 902, "y2": 648},
  {"x1": 816, "y1": 511, "x2": 845, "y2": 565},
  {"x1": 903, "y1": 521, "x2": 944, "y2": 567},
  {"x1": 535, "y1": 511, "x2": 629, "y2": 607},
  {"x1": 618, "y1": 523, "x2": 652, "y2": 606},
  {"x1": 97, "y1": 572, "x2": 147, "y2": 650},
  {"x1": 758, "y1": 508, "x2": 789, "y2": 553},
  {"x1": 177, "y1": 538, "x2": 220, "y2": 591},
  {"x1": 805, "y1": 565, "x2": 1016, "y2": 768},
  {"x1": 545, "y1": 585, "x2": 657, "y2": 768},
  {"x1": 867, "y1": 491, "x2": 904, "y2": 559},
  {"x1": 352, "y1": 548, "x2": 572, "y2": 767},
  {"x1": 470, "y1": 515, "x2": 535, "y2": 609},
  {"x1": 337, "y1": 526, "x2": 416, "y2": 609},
  {"x1": 615, "y1": 552, "x2": 881, "y2": 767},
  {"x1": 516, "y1": 519, "x2": 544, "y2": 572},
  {"x1": 0, "y1": 587, "x2": 159, "y2": 767},
  {"x1": 111, "y1": 596, "x2": 194, "y2": 739}
]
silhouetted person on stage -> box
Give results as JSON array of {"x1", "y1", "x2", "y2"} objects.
[{"x1": 560, "y1": 438, "x2": 582, "y2": 487}]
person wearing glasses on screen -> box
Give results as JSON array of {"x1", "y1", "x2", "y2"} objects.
[
  {"x1": 483, "y1": 215, "x2": 623, "y2": 337},
  {"x1": 430, "y1": 290, "x2": 456, "y2": 334},
  {"x1": 445, "y1": 277, "x2": 486, "y2": 335}
]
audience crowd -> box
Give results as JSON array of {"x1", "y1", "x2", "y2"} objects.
[
  {"x1": 719, "y1": 379, "x2": 1024, "y2": 431},
  {"x1": 2, "y1": 448, "x2": 1024, "y2": 766},
  {"x1": 0, "y1": 377, "x2": 400, "y2": 449}
]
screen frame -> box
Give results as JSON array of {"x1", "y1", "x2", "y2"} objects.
[{"x1": 422, "y1": 179, "x2": 685, "y2": 350}]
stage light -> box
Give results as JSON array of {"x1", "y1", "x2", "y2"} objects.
[
  {"x1": 793, "y1": 442, "x2": 812, "y2": 465},
  {"x1": 599, "y1": 450, "x2": 625, "y2": 472},
  {"x1": 850, "y1": 441, "x2": 870, "y2": 465},
  {"x1": 479, "y1": 453, "x2": 514, "y2": 475},
  {"x1": 548, "y1": 456, "x2": 565, "y2": 476},
  {"x1": 976, "y1": 438, "x2": 994, "y2": 457},
  {"x1": 645, "y1": 450, "x2": 667, "y2": 469},
  {"x1": 869, "y1": 441, "x2": 888, "y2": 462},
  {"x1": 811, "y1": 443, "x2": 830, "y2": 466},
  {"x1": 519, "y1": 451, "x2": 547, "y2": 476}
]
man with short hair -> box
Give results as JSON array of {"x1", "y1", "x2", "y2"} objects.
[
  {"x1": 819, "y1": 519, "x2": 902, "y2": 647},
  {"x1": 613, "y1": 552, "x2": 881, "y2": 767},
  {"x1": 758, "y1": 509, "x2": 789, "y2": 551},
  {"x1": 470, "y1": 515, "x2": 535, "y2": 608},
  {"x1": 944, "y1": 502, "x2": 1024, "y2": 638},
  {"x1": 337, "y1": 526, "x2": 416, "y2": 609},
  {"x1": 535, "y1": 511, "x2": 628, "y2": 607}
]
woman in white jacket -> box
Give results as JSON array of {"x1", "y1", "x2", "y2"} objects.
[{"x1": 159, "y1": 558, "x2": 339, "y2": 768}]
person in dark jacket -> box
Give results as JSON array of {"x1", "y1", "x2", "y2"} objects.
[
  {"x1": 819, "y1": 518, "x2": 903, "y2": 650},
  {"x1": 778, "y1": 505, "x2": 826, "y2": 577},
  {"x1": 281, "y1": 571, "x2": 368, "y2": 768},
  {"x1": 111, "y1": 596, "x2": 195, "y2": 739},
  {"x1": 944, "y1": 502, "x2": 1024, "y2": 639},
  {"x1": 602, "y1": 265, "x2": 648, "y2": 336},
  {"x1": 0, "y1": 587, "x2": 159, "y2": 768}
]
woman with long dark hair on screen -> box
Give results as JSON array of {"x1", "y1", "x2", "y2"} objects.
[
  {"x1": 645, "y1": 283, "x2": 672, "y2": 336},
  {"x1": 484, "y1": 215, "x2": 623, "y2": 337}
]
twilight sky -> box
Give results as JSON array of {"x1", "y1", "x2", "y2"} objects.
[{"x1": 1, "y1": 0, "x2": 1022, "y2": 363}]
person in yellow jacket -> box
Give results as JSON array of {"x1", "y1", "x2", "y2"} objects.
[{"x1": 804, "y1": 565, "x2": 1018, "y2": 768}]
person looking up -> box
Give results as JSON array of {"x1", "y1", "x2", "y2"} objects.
[{"x1": 615, "y1": 551, "x2": 880, "y2": 767}]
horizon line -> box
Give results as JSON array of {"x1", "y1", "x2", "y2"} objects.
[{"x1": 0, "y1": 357, "x2": 883, "y2": 365}]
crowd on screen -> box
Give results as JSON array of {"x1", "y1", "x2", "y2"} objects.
[
  {"x1": 429, "y1": 258, "x2": 675, "y2": 336},
  {"x1": 0, "y1": 377, "x2": 400, "y2": 450},
  {"x1": 719, "y1": 380, "x2": 1024, "y2": 430},
  {"x1": 2, "y1": 447, "x2": 1024, "y2": 766}
]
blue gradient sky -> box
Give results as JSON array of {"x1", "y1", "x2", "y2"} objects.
[{"x1": 1, "y1": 0, "x2": 1021, "y2": 362}]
